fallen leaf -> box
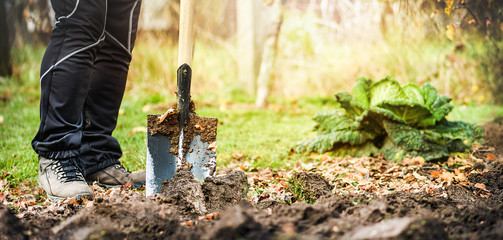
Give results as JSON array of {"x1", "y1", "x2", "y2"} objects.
[
  {"x1": 485, "y1": 154, "x2": 496, "y2": 161},
  {"x1": 0, "y1": 192, "x2": 6, "y2": 203},
  {"x1": 194, "y1": 123, "x2": 205, "y2": 130},
  {"x1": 0, "y1": 179, "x2": 7, "y2": 191},
  {"x1": 385, "y1": 166, "x2": 399, "y2": 174},
  {"x1": 202, "y1": 213, "x2": 219, "y2": 220},
  {"x1": 207, "y1": 142, "x2": 217, "y2": 151},
  {"x1": 480, "y1": 192, "x2": 491, "y2": 198},
  {"x1": 121, "y1": 182, "x2": 133, "y2": 191},
  {"x1": 413, "y1": 172, "x2": 427, "y2": 181},
  {"x1": 258, "y1": 193, "x2": 270, "y2": 202},
  {"x1": 230, "y1": 151, "x2": 245, "y2": 160},
  {"x1": 65, "y1": 199, "x2": 78, "y2": 205},
  {"x1": 430, "y1": 171, "x2": 441, "y2": 178},
  {"x1": 474, "y1": 183, "x2": 488, "y2": 191},
  {"x1": 402, "y1": 157, "x2": 425, "y2": 166},
  {"x1": 158, "y1": 108, "x2": 177, "y2": 123}
]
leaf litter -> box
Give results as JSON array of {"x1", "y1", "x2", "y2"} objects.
[{"x1": 1, "y1": 121, "x2": 503, "y2": 239}]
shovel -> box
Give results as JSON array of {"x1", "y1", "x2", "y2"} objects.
[{"x1": 146, "y1": 0, "x2": 218, "y2": 196}]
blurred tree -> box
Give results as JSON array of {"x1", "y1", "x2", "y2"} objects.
[
  {"x1": 237, "y1": 0, "x2": 269, "y2": 96},
  {"x1": 452, "y1": 0, "x2": 503, "y2": 103},
  {"x1": 256, "y1": 0, "x2": 284, "y2": 107},
  {"x1": 1, "y1": 0, "x2": 12, "y2": 76},
  {"x1": 6, "y1": 0, "x2": 52, "y2": 47}
]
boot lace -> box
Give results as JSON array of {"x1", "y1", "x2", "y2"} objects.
[{"x1": 49, "y1": 158, "x2": 86, "y2": 183}]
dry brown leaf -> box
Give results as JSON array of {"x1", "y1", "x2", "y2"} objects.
[
  {"x1": 402, "y1": 157, "x2": 425, "y2": 166},
  {"x1": 158, "y1": 108, "x2": 177, "y2": 123},
  {"x1": 385, "y1": 166, "x2": 399, "y2": 174},
  {"x1": 207, "y1": 142, "x2": 217, "y2": 152},
  {"x1": 413, "y1": 172, "x2": 427, "y2": 181},
  {"x1": 121, "y1": 182, "x2": 133, "y2": 191},
  {"x1": 430, "y1": 171, "x2": 441, "y2": 178},
  {"x1": 194, "y1": 123, "x2": 204, "y2": 130},
  {"x1": 485, "y1": 154, "x2": 496, "y2": 160},
  {"x1": 474, "y1": 183, "x2": 488, "y2": 191},
  {"x1": 230, "y1": 151, "x2": 245, "y2": 160}
]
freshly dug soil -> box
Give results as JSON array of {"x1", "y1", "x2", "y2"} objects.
[
  {"x1": 3, "y1": 159, "x2": 502, "y2": 240},
  {"x1": 1, "y1": 118, "x2": 502, "y2": 240},
  {"x1": 158, "y1": 170, "x2": 249, "y2": 215},
  {"x1": 290, "y1": 172, "x2": 333, "y2": 202},
  {"x1": 0, "y1": 204, "x2": 27, "y2": 240}
]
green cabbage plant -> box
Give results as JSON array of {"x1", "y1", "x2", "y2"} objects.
[{"x1": 295, "y1": 76, "x2": 484, "y2": 162}]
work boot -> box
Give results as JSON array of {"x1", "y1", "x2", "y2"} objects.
[
  {"x1": 38, "y1": 156, "x2": 93, "y2": 201},
  {"x1": 86, "y1": 164, "x2": 145, "y2": 188}
]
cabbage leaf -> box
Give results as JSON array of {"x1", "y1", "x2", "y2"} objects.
[{"x1": 295, "y1": 77, "x2": 484, "y2": 162}]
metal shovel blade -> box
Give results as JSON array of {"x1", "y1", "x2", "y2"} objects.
[{"x1": 146, "y1": 113, "x2": 217, "y2": 196}]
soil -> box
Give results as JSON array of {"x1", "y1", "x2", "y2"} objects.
[{"x1": 1, "y1": 120, "x2": 503, "y2": 240}]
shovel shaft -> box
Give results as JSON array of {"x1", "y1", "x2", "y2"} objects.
[
  {"x1": 177, "y1": 0, "x2": 194, "y2": 129},
  {"x1": 178, "y1": 0, "x2": 194, "y2": 67},
  {"x1": 177, "y1": 64, "x2": 191, "y2": 128}
]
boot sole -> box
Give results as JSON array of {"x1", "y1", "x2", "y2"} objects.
[
  {"x1": 47, "y1": 192, "x2": 93, "y2": 202},
  {"x1": 87, "y1": 181, "x2": 145, "y2": 189}
]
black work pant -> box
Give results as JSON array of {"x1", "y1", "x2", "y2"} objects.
[{"x1": 32, "y1": 0, "x2": 142, "y2": 175}]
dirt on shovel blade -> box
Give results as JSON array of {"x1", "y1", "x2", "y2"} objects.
[{"x1": 147, "y1": 112, "x2": 217, "y2": 156}]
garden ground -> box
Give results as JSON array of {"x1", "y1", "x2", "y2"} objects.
[{"x1": 1, "y1": 119, "x2": 502, "y2": 240}]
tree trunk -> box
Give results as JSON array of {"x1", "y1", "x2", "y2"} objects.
[
  {"x1": 255, "y1": 0, "x2": 283, "y2": 107},
  {"x1": 0, "y1": 0, "x2": 12, "y2": 76},
  {"x1": 237, "y1": 0, "x2": 257, "y2": 95}
]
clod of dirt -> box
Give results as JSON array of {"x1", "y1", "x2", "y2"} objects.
[
  {"x1": 205, "y1": 201, "x2": 266, "y2": 240},
  {"x1": 468, "y1": 160, "x2": 503, "y2": 193},
  {"x1": 341, "y1": 217, "x2": 448, "y2": 240},
  {"x1": 272, "y1": 202, "x2": 332, "y2": 232},
  {"x1": 255, "y1": 198, "x2": 287, "y2": 211},
  {"x1": 159, "y1": 170, "x2": 249, "y2": 215},
  {"x1": 290, "y1": 172, "x2": 333, "y2": 202},
  {"x1": 49, "y1": 198, "x2": 182, "y2": 240},
  {"x1": 342, "y1": 217, "x2": 415, "y2": 240},
  {"x1": 159, "y1": 170, "x2": 207, "y2": 215},
  {"x1": 0, "y1": 204, "x2": 28, "y2": 240},
  {"x1": 202, "y1": 170, "x2": 249, "y2": 213}
]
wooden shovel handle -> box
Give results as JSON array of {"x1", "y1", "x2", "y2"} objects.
[{"x1": 178, "y1": 0, "x2": 194, "y2": 67}]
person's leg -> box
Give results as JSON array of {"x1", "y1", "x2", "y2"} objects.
[
  {"x1": 79, "y1": 0, "x2": 142, "y2": 176},
  {"x1": 32, "y1": 0, "x2": 107, "y2": 159},
  {"x1": 32, "y1": 0, "x2": 107, "y2": 200}
]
